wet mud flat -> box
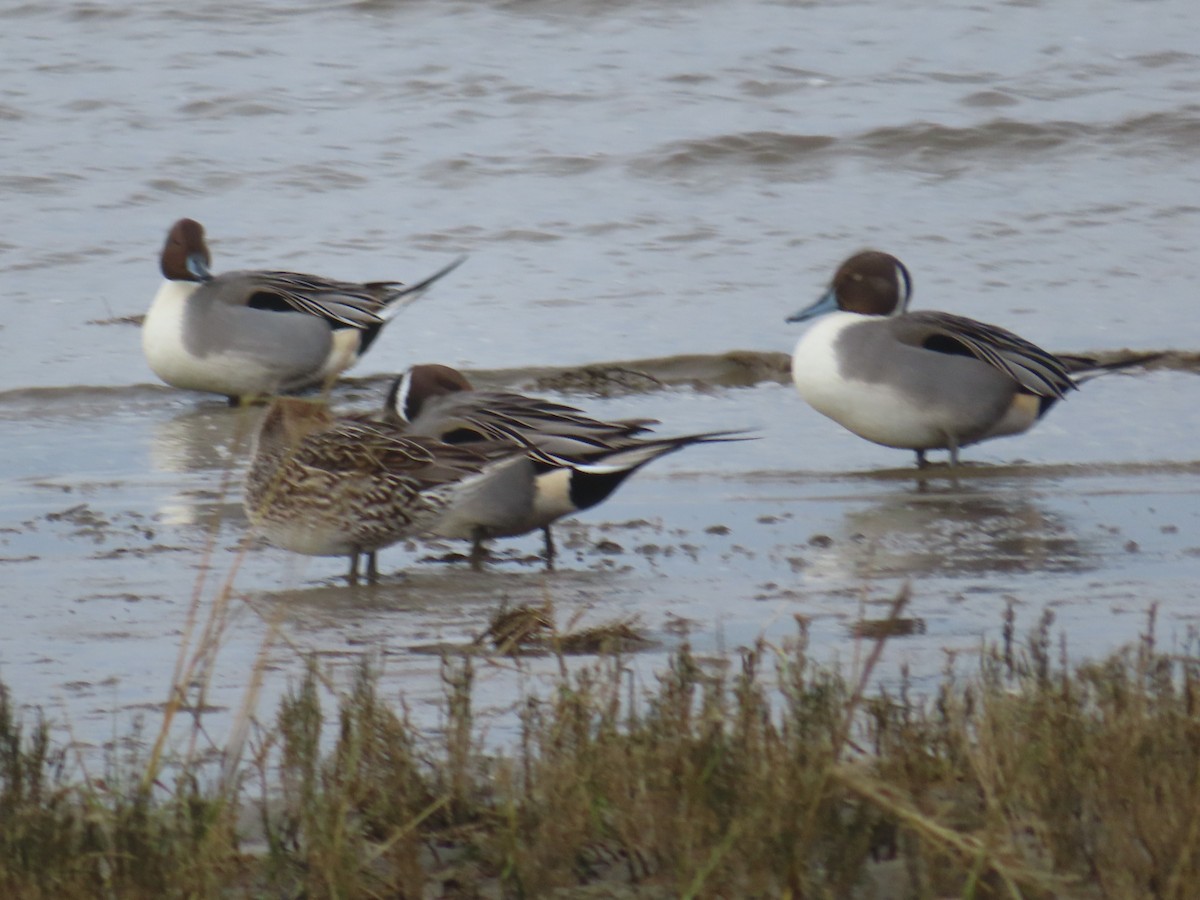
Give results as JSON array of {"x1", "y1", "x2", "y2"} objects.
[{"x1": 1, "y1": 353, "x2": 1199, "y2": 755}]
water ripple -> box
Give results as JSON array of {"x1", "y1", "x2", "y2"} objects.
[
  {"x1": 630, "y1": 132, "x2": 836, "y2": 177},
  {"x1": 178, "y1": 96, "x2": 289, "y2": 118},
  {"x1": 630, "y1": 111, "x2": 1200, "y2": 180},
  {"x1": 0, "y1": 173, "x2": 86, "y2": 196}
]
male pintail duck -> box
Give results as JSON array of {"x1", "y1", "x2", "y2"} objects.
[
  {"x1": 384, "y1": 364, "x2": 749, "y2": 567},
  {"x1": 143, "y1": 218, "x2": 463, "y2": 401},
  {"x1": 788, "y1": 251, "x2": 1136, "y2": 468},
  {"x1": 244, "y1": 397, "x2": 530, "y2": 584}
]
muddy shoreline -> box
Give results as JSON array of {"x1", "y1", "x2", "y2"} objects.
[{"x1": 4, "y1": 345, "x2": 1185, "y2": 409}]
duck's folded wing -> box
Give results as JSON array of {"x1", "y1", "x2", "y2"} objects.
[
  {"x1": 893, "y1": 311, "x2": 1076, "y2": 398},
  {"x1": 228, "y1": 271, "x2": 392, "y2": 327},
  {"x1": 417, "y1": 391, "x2": 658, "y2": 459},
  {"x1": 236, "y1": 257, "x2": 464, "y2": 326}
]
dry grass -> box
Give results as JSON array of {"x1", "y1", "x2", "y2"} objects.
[
  {"x1": 479, "y1": 602, "x2": 655, "y2": 656},
  {"x1": 2, "y1": 595, "x2": 1199, "y2": 898}
]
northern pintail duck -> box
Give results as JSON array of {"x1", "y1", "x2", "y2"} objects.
[
  {"x1": 244, "y1": 397, "x2": 530, "y2": 583},
  {"x1": 143, "y1": 218, "x2": 463, "y2": 401},
  {"x1": 384, "y1": 364, "x2": 748, "y2": 567},
  {"x1": 788, "y1": 251, "x2": 1111, "y2": 468}
]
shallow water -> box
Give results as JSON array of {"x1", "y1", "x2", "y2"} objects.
[
  {"x1": 2, "y1": 0, "x2": 1199, "y2": 752},
  {"x1": 4, "y1": 361, "x2": 1199, "y2": 753}
]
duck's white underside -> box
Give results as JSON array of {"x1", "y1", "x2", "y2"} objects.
[
  {"x1": 142, "y1": 280, "x2": 359, "y2": 396},
  {"x1": 252, "y1": 519, "x2": 359, "y2": 557},
  {"x1": 143, "y1": 282, "x2": 264, "y2": 396},
  {"x1": 791, "y1": 313, "x2": 980, "y2": 451}
]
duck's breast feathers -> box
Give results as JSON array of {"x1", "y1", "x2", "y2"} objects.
[{"x1": 891, "y1": 311, "x2": 1075, "y2": 398}]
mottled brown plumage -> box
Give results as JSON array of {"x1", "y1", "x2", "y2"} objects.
[{"x1": 244, "y1": 397, "x2": 523, "y2": 582}]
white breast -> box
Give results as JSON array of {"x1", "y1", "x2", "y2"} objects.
[
  {"x1": 141, "y1": 280, "x2": 281, "y2": 396},
  {"x1": 142, "y1": 280, "x2": 197, "y2": 384},
  {"x1": 790, "y1": 313, "x2": 953, "y2": 450}
]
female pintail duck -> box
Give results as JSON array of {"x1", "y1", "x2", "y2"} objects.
[
  {"x1": 383, "y1": 364, "x2": 749, "y2": 567},
  {"x1": 787, "y1": 251, "x2": 1133, "y2": 468},
  {"x1": 143, "y1": 218, "x2": 463, "y2": 402},
  {"x1": 244, "y1": 397, "x2": 531, "y2": 584}
]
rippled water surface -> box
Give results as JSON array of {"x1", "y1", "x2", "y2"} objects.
[{"x1": 2, "y1": 0, "x2": 1199, "y2": 750}]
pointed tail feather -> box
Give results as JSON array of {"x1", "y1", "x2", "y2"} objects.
[
  {"x1": 536, "y1": 430, "x2": 755, "y2": 475},
  {"x1": 379, "y1": 255, "x2": 467, "y2": 319},
  {"x1": 1062, "y1": 351, "x2": 1165, "y2": 384}
]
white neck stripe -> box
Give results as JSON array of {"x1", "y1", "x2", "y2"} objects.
[
  {"x1": 894, "y1": 262, "x2": 913, "y2": 314},
  {"x1": 393, "y1": 370, "x2": 414, "y2": 421}
]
